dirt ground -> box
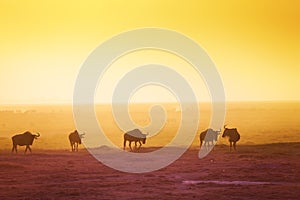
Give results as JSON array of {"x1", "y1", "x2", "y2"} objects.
[{"x1": 0, "y1": 143, "x2": 299, "y2": 200}]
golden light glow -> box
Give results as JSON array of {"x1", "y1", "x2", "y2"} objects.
[{"x1": 0, "y1": 0, "x2": 299, "y2": 104}]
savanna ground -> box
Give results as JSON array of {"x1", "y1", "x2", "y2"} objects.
[
  {"x1": 0, "y1": 143, "x2": 299, "y2": 200},
  {"x1": 1, "y1": 102, "x2": 300, "y2": 199}
]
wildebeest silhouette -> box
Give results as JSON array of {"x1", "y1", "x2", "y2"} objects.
[
  {"x1": 200, "y1": 128, "x2": 221, "y2": 150},
  {"x1": 123, "y1": 129, "x2": 148, "y2": 151},
  {"x1": 69, "y1": 130, "x2": 85, "y2": 152},
  {"x1": 11, "y1": 131, "x2": 40, "y2": 153},
  {"x1": 222, "y1": 125, "x2": 240, "y2": 151}
]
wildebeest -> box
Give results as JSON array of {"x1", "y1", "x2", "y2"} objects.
[
  {"x1": 222, "y1": 125, "x2": 240, "y2": 151},
  {"x1": 11, "y1": 131, "x2": 40, "y2": 153},
  {"x1": 123, "y1": 129, "x2": 148, "y2": 151},
  {"x1": 69, "y1": 130, "x2": 85, "y2": 152},
  {"x1": 200, "y1": 128, "x2": 221, "y2": 150}
]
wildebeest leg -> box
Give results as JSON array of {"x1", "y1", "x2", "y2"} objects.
[
  {"x1": 137, "y1": 141, "x2": 142, "y2": 149},
  {"x1": 76, "y1": 142, "x2": 79, "y2": 151},
  {"x1": 25, "y1": 145, "x2": 31, "y2": 153},
  {"x1": 28, "y1": 146, "x2": 32, "y2": 153},
  {"x1": 134, "y1": 141, "x2": 138, "y2": 150},
  {"x1": 12, "y1": 145, "x2": 17, "y2": 153},
  {"x1": 209, "y1": 141, "x2": 213, "y2": 151},
  {"x1": 208, "y1": 141, "x2": 211, "y2": 150},
  {"x1": 70, "y1": 142, "x2": 74, "y2": 152},
  {"x1": 229, "y1": 141, "x2": 232, "y2": 151},
  {"x1": 71, "y1": 142, "x2": 75, "y2": 152},
  {"x1": 206, "y1": 142, "x2": 210, "y2": 151},
  {"x1": 129, "y1": 141, "x2": 133, "y2": 151},
  {"x1": 233, "y1": 142, "x2": 237, "y2": 151},
  {"x1": 123, "y1": 140, "x2": 126, "y2": 150}
]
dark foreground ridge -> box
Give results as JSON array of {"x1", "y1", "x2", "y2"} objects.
[{"x1": 0, "y1": 143, "x2": 299, "y2": 200}]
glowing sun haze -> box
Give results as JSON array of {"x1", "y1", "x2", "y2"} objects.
[{"x1": 0, "y1": 0, "x2": 299, "y2": 104}]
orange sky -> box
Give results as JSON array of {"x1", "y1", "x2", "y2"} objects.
[{"x1": 0, "y1": 0, "x2": 299, "y2": 104}]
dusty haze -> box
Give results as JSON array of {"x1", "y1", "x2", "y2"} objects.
[{"x1": 0, "y1": 102, "x2": 299, "y2": 150}]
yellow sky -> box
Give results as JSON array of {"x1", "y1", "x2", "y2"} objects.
[{"x1": 0, "y1": 0, "x2": 299, "y2": 104}]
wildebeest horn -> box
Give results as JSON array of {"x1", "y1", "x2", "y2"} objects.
[
  {"x1": 36, "y1": 132, "x2": 40, "y2": 137},
  {"x1": 80, "y1": 133, "x2": 85, "y2": 138},
  {"x1": 224, "y1": 124, "x2": 227, "y2": 129}
]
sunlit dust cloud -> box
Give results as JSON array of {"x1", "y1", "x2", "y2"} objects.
[{"x1": 0, "y1": 102, "x2": 299, "y2": 150}]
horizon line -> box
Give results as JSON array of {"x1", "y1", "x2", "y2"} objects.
[{"x1": 0, "y1": 100, "x2": 300, "y2": 106}]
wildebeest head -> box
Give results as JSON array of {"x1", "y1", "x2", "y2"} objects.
[
  {"x1": 78, "y1": 131, "x2": 85, "y2": 144},
  {"x1": 222, "y1": 125, "x2": 238, "y2": 138},
  {"x1": 216, "y1": 129, "x2": 221, "y2": 139},
  {"x1": 136, "y1": 132, "x2": 147, "y2": 144},
  {"x1": 222, "y1": 125, "x2": 228, "y2": 137},
  {"x1": 79, "y1": 131, "x2": 85, "y2": 139},
  {"x1": 142, "y1": 132, "x2": 149, "y2": 144},
  {"x1": 214, "y1": 128, "x2": 221, "y2": 134},
  {"x1": 34, "y1": 132, "x2": 40, "y2": 139},
  {"x1": 29, "y1": 132, "x2": 40, "y2": 145}
]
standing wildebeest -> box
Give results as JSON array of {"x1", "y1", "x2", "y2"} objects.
[
  {"x1": 12, "y1": 131, "x2": 40, "y2": 153},
  {"x1": 123, "y1": 129, "x2": 148, "y2": 151},
  {"x1": 200, "y1": 128, "x2": 221, "y2": 150},
  {"x1": 222, "y1": 125, "x2": 240, "y2": 151},
  {"x1": 69, "y1": 130, "x2": 85, "y2": 152}
]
